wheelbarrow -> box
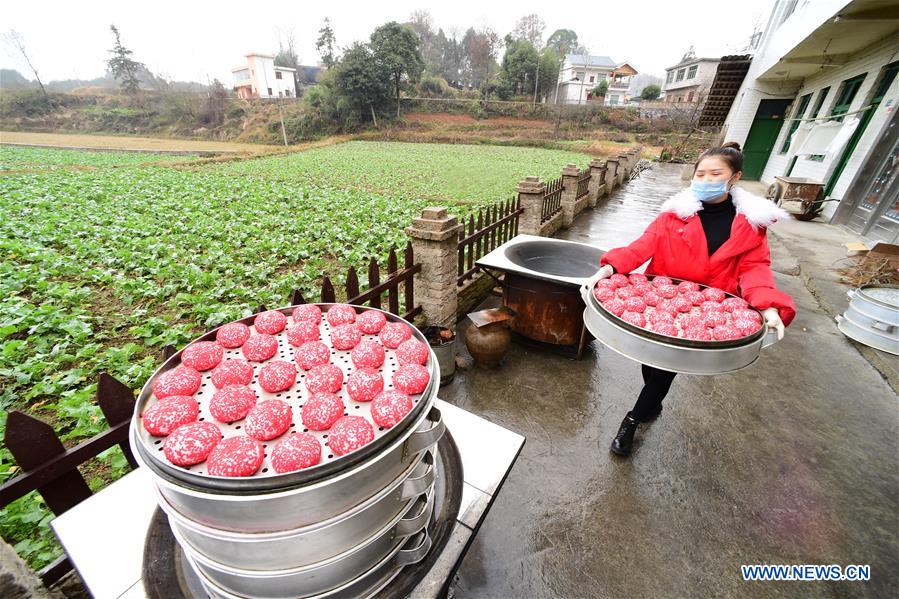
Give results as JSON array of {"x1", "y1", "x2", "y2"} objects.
[{"x1": 765, "y1": 176, "x2": 836, "y2": 221}]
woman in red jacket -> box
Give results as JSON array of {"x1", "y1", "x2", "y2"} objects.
[{"x1": 597, "y1": 142, "x2": 796, "y2": 457}]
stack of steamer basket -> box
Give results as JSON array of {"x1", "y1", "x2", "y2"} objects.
[{"x1": 129, "y1": 303, "x2": 446, "y2": 598}]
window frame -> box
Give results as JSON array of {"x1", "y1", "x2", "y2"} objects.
[
  {"x1": 687, "y1": 65, "x2": 698, "y2": 79},
  {"x1": 780, "y1": 93, "x2": 812, "y2": 154},
  {"x1": 829, "y1": 73, "x2": 867, "y2": 121},
  {"x1": 676, "y1": 68, "x2": 685, "y2": 82},
  {"x1": 807, "y1": 87, "x2": 831, "y2": 161}
]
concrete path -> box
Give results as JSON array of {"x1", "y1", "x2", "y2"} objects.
[{"x1": 443, "y1": 163, "x2": 898, "y2": 598}]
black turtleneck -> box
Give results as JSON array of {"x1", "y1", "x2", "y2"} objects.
[{"x1": 698, "y1": 194, "x2": 736, "y2": 256}]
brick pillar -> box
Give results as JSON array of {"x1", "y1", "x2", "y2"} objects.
[
  {"x1": 618, "y1": 154, "x2": 629, "y2": 182},
  {"x1": 405, "y1": 207, "x2": 463, "y2": 329},
  {"x1": 516, "y1": 176, "x2": 546, "y2": 236},
  {"x1": 587, "y1": 158, "x2": 607, "y2": 207},
  {"x1": 606, "y1": 158, "x2": 620, "y2": 190},
  {"x1": 559, "y1": 163, "x2": 581, "y2": 227}
]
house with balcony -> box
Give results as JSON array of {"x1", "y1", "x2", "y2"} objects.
[
  {"x1": 552, "y1": 55, "x2": 638, "y2": 106},
  {"x1": 721, "y1": 0, "x2": 898, "y2": 241},
  {"x1": 231, "y1": 53, "x2": 296, "y2": 99},
  {"x1": 663, "y1": 48, "x2": 720, "y2": 104}
]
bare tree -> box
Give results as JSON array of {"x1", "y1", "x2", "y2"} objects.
[
  {"x1": 3, "y1": 29, "x2": 47, "y2": 97},
  {"x1": 512, "y1": 14, "x2": 546, "y2": 48}
]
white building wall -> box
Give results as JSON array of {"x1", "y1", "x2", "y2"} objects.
[
  {"x1": 721, "y1": 0, "x2": 899, "y2": 219},
  {"x1": 664, "y1": 60, "x2": 718, "y2": 98},
  {"x1": 761, "y1": 38, "x2": 899, "y2": 219}
]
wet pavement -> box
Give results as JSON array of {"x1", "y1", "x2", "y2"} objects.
[{"x1": 441, "y1": 163, "x2": 899, "y2": 598}]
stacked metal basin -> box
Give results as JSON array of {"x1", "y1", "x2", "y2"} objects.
[
  {"x1": 130, "y1": 305, "x2": 446, "y2": 598},
  {"x1": 836, "y1": 285, "x2": 899, "y2": 355}
]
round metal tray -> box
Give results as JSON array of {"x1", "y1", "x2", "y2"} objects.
[
  {"x1": 581, "y1": 277, "x2": 780, "y2": 375},
  {"x1": 133, "y1": 402, "x2": 443, "y2": 532},
  {"x1": 589, "y1": 276, "x2": 766, "y2": 348},
  {"x1": 130, "y1": 304, "x2": 440, "y2": 492}
]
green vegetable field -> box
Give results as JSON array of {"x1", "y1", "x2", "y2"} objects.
[
  {"x1": 0, "y1": 141, "x2": 590, "y2": 568},
  {"x1": 1, "y1": 145, "x2": 195, "y2": 170}
]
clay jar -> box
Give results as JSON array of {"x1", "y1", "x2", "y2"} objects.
[{"x1": 464, "y1": 321, "x2": 511, "y2": 368}]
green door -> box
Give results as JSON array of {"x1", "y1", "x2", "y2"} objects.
[{"x1": 742, "y1": 99, "x2": 793, "y2": 180}]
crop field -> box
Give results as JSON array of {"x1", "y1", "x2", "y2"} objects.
[
  {"x1": 0, "y1": 145, "x2": 196, "y2": 170},
  {"x1": 0, "y1": 140, "x2": 590, "y2": 567},
  {"x1": 208, "y1": 140, "x2": 591, "y2": 203}
]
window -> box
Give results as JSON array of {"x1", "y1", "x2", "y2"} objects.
[
  {"x1": 676, "y1": 68, "x2": 685, "y2": 82},
  {"x1": 830, "y1": 74, "x2": 867, "y2": 121},
  {"x1": 575, "y1": 70, "x2": 585, "y2": 81},
  {"x1": 807, "y1": 87, "x2": 830, "y2": 161},
  {"x1": 275, "y1": 71, "x2": 282, "y2": 80},
  {"x1": 687, "y1": 65, "x2": 698, "y2": 79},
  {"x1": 609, "y1": 95, "x2": 619, "y2": 105},
  {"x1": 267, "y1": 87, "x2": 273, "y2": 96},
  {"x1": 780, "y1": 93, "x2": 812, "y2": 153},
  {"x1": 666, "y1": 71, "x2": 674, "y2": 83},
  {"x1": 589, "y1": 75, "x2": 595, "y2": 83},
  {"x1": 688, "y1": 91, "x2": 694, "y2": 102},
  {"x1": 810, "y1": 87, "x2": 830, "y2": 118}
]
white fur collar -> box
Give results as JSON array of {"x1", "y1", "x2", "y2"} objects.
[{"x1": 659, "y1": 186, "x2": 788, "y2": 229}]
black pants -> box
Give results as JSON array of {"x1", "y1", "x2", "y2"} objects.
[{"x1": 631, "y1": 365, "x2": 677, "y2": 421}]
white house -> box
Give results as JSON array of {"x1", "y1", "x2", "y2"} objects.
[
  {"x1": 231, "y1": 54, "x2": 296, "y2": 99},
  {"x1": 721, "y1": 0, "x2": 899, "y2": 240},
  {"x1": 552, "y1": 55, "x2": 639, "y2": 106},
  {"x1": 663, "y1": 48, "x2": 720, "y2": 104}
]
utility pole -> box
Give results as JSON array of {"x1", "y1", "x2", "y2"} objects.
[
  {"x1": 277, "y1": 95, "x2": 288, "y2": 147},
  {"x1": 532, "y1": 58, "x2": 540, "y2": 108}
]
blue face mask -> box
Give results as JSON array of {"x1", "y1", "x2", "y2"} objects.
[{"x1": 691, "y1": 179, "x2": 730, "y2": 203}]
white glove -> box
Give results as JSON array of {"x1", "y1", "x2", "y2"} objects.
[
  {"x1": 762, "y1": 308, "x2": 785, "y2": 340},
  {"x1": 597, "y1": 264, "x2": 615, "y2": 280}
]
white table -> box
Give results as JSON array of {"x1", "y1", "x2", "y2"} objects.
[{"x1": 51, "y1": 399, "x2": 525, "y2": 599}]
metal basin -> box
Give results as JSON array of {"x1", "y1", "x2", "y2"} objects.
[
  {"x1": 178, "y1": 492, "x2": 435, "y2": 598},
  {"x1": 581, "y1": 277, "x2": 780, "y2": 375},
  {"x1": 135, "y1": 404, "x2": 444, "y2": 532},
  {"x1": 504, "y1": 239, "x2": 603, "y2": 279}
]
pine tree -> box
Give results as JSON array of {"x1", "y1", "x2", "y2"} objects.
[{"x1": 106, "y1": 25, "x2": 143, "y2": 95}]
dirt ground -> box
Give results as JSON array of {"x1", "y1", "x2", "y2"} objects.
[{"x1": 0, "y1": 131, "x2": 279, "y2": 154}]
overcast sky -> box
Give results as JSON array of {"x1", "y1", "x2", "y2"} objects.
[{"x1": 2, "y1": 0, "x2": 772, "y2": 84}]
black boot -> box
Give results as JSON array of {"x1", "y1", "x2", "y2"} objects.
[{"x1": 610, "y1": 412, "x2": 639, "y2": 456}]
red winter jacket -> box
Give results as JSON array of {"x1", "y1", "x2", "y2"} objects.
[{"x1": 600, "y1": 186, "x2": 797, "y2": 326}]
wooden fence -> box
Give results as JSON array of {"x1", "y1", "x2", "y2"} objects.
[
  {"x1": 542, "y1": 176, "x2": 563, "y2": 223},
  {"x1": 457, "y1": 197, "x2": 523, "y2": 285},
  {"x1": 576, "y1": 169, "x2": 591, "y2": 200},
  {"x1": 0, "y1": 374, "x2": 138, "y2": 585}
]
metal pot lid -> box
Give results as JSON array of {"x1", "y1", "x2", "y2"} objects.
[
  {"x1": 130, "y1": 304, "x2": 439, "y2": 492},
  {"x1": 586, "y1": 277, "x2": 766, "y2": 349},
  {"x1": 856, "y1": 284, "x2": 899, "y2": 309}
]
